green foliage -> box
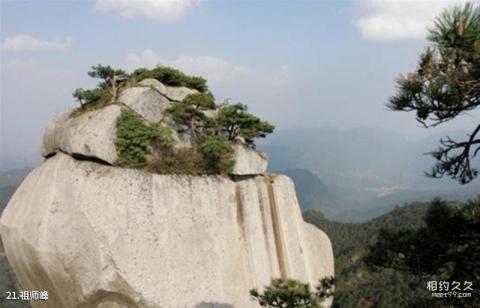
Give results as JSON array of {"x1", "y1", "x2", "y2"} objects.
[
  {"x1": 250, "y1": 277, "x2": 335, "y2": 308},
  {"x1": 305, "y1": 198, "x2": 480, "y2": 307},
  {"x1": 115, "y1": 110, "x2": 173, "y2": 167},
  {"x1": 366, "y1": 198, "x2": 480, "y2": 307},
  {"x1": 182, "y1": 92, "x2": 216, "y2": 109},
  {"x1": 387, "y1": 3, "x2": 480, "y2": 184},
  {"x1": 72, "y1": 87, "x2": 111, "y2": 111},
  {"x1": 304, "y1": 203, "x2": 432, "y2": 307},
  {"x1": 199, "y1": 136, "x2": 235, "y2": 174},
  {"x1": 166, "y1": 101, "x2": 200, "y2": 127},
  {"x1": 148, "y1": 147, "x2": 203, "y2": 175},
  {"x1": 148, "y1": 137, "x2": 235, "y2": 175},
  {"x1": 130, "y1": 66, "x2": 208, "y2": 92},
  {"x1": 88, "y1": 65, "x2": 127, "y2": 85},
  {"x1": 215, "y1": 103, "x2": 275, "y2": 147},
  {"x1": 72, "y1": 64, "x2": 273, "y2": 174},
  {"x1": 71, "y1": 64, "x2": 126, "y2": 116},
  {"x1": 166, "y1": 92, "x2": 218, "y2": 143}
]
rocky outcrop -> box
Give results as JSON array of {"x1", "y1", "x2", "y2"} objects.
[
  {"x1": 117, "y1": 87, "x2": 171, "y2": 123},
  {"x1": 138, "y1": 78, "x2": 198, "y2": 101},
  {"x1": 2, "y1": 76, "x2": 334, "y2": 307},
  {"x1": 40, "y1": 80, "x2": 268, "y2": 175},
  {"x1": 0, "y1": 153, "x2": 334, "y2": 308},
  {"x1": 40, "y1": 104, "x2": 123, "y2": 164},
  {"x1": 232, "y1": 143, "x2": 268, "y2": 175}
]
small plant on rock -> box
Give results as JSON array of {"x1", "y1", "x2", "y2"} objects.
[
  {"x1": 215, "y1": 102, "x2": 275, "y2": 148},
  {"x1": 115, "y1": 110, "x2": 174, "y2": 167},
  {"x1": 166, "y1": 92, "x2": 216, "y2": 141},
  {"x1": 72, "y1": 65, "x2": 127, "y2": 115},
  {"x1": 250, "y1": 277, "x2": 335, "y2": 308},
  {"x1": 199, "y1": 136, "x2": 235, "y2": 174},
  {"x1": 130, "y1": 66, "x2": 208, "y2": 92}
]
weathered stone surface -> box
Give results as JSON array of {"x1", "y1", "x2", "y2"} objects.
[
  {"x1": 137, "y1": 78, "x2": 198, "y2": 102},
  {"x1": 164, "y1": 85, "x2": 198, "y2": 102},
  {"x1": 0, "y1": 153, "x2": 334, "y2": 308},
  {"x1": 138, "y1": 78, "x2": 167, "y2": 95},
  {"x1": 117, "y1": 87, "x2": 171, "y2": 123},
  {"x1": 203, "y1": 108, "x2": 218, "y2": 118},
  {"x1": 40, "y1": 105, "x2": 123, "y2": 164},
  {"x1": 231, "y1": 143, "x2": 268, "y2": 175}
]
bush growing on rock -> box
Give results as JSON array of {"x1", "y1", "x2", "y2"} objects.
[
  {"x1": 148, "y1": 147, "x2": 204, "y2": 175},
  {"x1": 215, "y1": 103, "x2": 275, "y2": 147},
  {"x1": 72, "y1": 65, "x2": 127, "y2": 115},
  {"x1": 250, "y1": 277, "x2": 335, "y2": 308},
  {"x1": 72, "y1": 87, "x2": 111, "y2": 110},
  {"x1": 115, "y1": 110, "x2": 174, "y2": 167},
  {"x1": 88, "y1": 65, "x2": 127, "y2": 102},
  {"x1": 72, "y1": 64, "x2": 273, "y2": 175},
  {"x1": 166, "y1": 92, "x2": 216, "y2": 140},
  {"x1": 130, "y1": 66, "x2": 208, "y2": 92},
  {"x1": 199, "y1": 136, "x2": 235, "y2": 174}
]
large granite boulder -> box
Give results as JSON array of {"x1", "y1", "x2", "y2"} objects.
[
  {"x1": 138, "y1": 78, "x2": 167, "y2": 94},
  {"x1": 40, "y1": 104, "x2": 123, "y2": 164},
  {"x1": 0, "y1": 153, "x2": 334, "y2": 308},
  {"x1": 40, "y1": 103, "x2": 268, "y2": 175},
  {"x1": 117, "y1": 87, "x2": 171, "y2": 123},
  {"x1": 138, "y1": 78, "x2": 199, "y2": 102},
  {"x1": 232, "y1": 144, "x2": 268, "y2": 175},
  {"x1": 164, "y1": 85, "x2": 198, "y2": 102}
]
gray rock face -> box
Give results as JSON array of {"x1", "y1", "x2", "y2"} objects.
[
  {"x1": 40, "y1": 104, "x2": 267, "y2": 175},
  {"x1": 138, "y1": 78, "x2": 167, "y2": 95},
  {"x1": 138, "y1": 78, "x2": 198, "y2": 101},
  {"x1": 232, "y1": 143, "x2": 268, "y2": 175},
  {"x1": 0, "y1": 153, "x2": 334, "y2": 308},
  {"x1": 40, "y1": 104, "x2": 123, "y2": 164},
  {"x1": 117, "y1": 87, "x2": 171, "y2": 123},
  {"x1": 164, "y1": 85, "x2": 198, "y2": 101}
]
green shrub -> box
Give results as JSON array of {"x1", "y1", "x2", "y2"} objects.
[
  {"x1": 130, "y1": 66, "x2": 208, "y2": 92},
  {"x1": 150, "y1": 124, "x2": 175, "y2": 150},
  {"x1": 148, "y1": 147, "x2": 204, "y2": 175},
  {"x1": 215, "y1": 103, "x2": 275, "y2": 147},
  {"x1": 165, "y1": 92, "x2": 217, "y2": 141},
  {"x1": 115, "y1": 110, "x2": 174, "y2": 167},
  {"x1": 182, "y1": 92, "x2": 216, "y2": 109},
  {"x1": 199, "y1": 136, "x2": 235, "y2": 174},
  {"x1": 250, "y1": 277, "x2": 335, "y2": 308},
  {"x1": 71, "y1": 87, "x2": 111, "y2": 116}
]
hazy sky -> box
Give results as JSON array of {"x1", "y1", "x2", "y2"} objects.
[{"x1": 1, "y1": 0, "x2": 478, "y2": 164}]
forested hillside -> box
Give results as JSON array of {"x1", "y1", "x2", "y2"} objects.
[
  {"x1": 284, "y1": 166, "x2": 479, "y2": 221},
  {"x1": 304, "y1": 203, "x2": 433, "y2": 307}
]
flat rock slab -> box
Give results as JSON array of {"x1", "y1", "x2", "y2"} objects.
[
  {"x1": 40, "y1": 104, "x2": 123, "y2": 164},
  {"x1": 118, "y1": 87, "x2": 171, "y2": 123},
  {"x1": 138, "y1": 78, "x2": 198, "y2": 102},
  {"x1": 231, "y1": 144, "x2": 268, "y2": 175}
]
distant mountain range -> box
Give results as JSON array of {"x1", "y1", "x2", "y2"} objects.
[
  {"x1": 262, "y1": 127, "x2": 476, "y2": 190},
  {"x1": 263, "y1": 127, "x2": 479, "y2": 220}
]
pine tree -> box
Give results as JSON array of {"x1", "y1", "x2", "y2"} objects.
[{"x1": 388, "y1": 3, "x2": 480, "y2": 184}]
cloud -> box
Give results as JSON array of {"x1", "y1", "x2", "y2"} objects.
[
  {"x1": 122, "y1": 49, "x2": 292, "y2": 114},
  {"x1": 123, "y1": 49, "x2": 253, "y2": 84},
  {"x1": 1, "y1": 35, "x2": 73, "y2": 52},
  {"x1": 353, "y1": 0, "x2": 469, "y2": 40},
  {"x1": 94, "y1": 0, "x2": 197, "y2": 21}
]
